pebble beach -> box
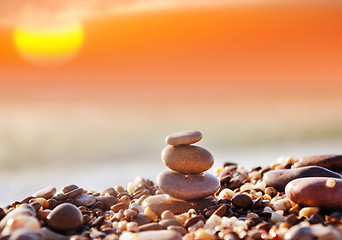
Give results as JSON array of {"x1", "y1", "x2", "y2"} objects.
[{"x1": 0, "y1": 131, "x2": 342, "y2": 240}]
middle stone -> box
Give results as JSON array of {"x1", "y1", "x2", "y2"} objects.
[{"x1": 161, "y1": 145, "x2": 214, "y2": 174}]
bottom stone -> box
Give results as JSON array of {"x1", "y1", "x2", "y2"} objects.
[{"x1": 142, "y1": 194, "x2": 217, "y2": 216}]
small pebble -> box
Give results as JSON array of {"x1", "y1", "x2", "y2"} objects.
[
  {"x1": 165, "y1": 130, "x2": 202, "y2": 146},
  {"x1": 45, "y1": 203, "x2": 82, "y2": 233},
  {"x1": 74, "y1": 194, "x2": 96, "y2": 207},
  {"x1": 33, "y1": 187, "x2": 56, "y2": 200},
  {"x1": 231, "y1": 194, "x2": 253, "y2": 209}
]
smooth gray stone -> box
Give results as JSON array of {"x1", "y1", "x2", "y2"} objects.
[
  {"x1": 294, "y1": 155, "x2": 342, "y2": 171},
  {"x1": 264, "y1": 166, "x2": 341, "y2": 191}
]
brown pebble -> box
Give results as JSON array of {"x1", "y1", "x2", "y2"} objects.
[
  {"x1": 159, "y1": 219, "x2": 184, "y2": 229},
  {"x1": 232, "y1": 194, "x2": 253, "y2": 209},
  {"x1": 91, "y1": 201, "x2": 104, "y2": 210},
  {"x1": 284, "y1": 214, "x2": 298, "y2": 227},
  {"x1": 165, "y1": 130, "x2": 202, "y2": 146},
  {"x1": 134, "y1": 214, "x2": 151, "y2": 226},
  {"x1": 74, "y1": 194, "x2": 96, "y2": 207},
  {"x1": 184, "y1": 215, "x2": 206, "y2": 228},
  {"x1": 47, "y1": 199, "x2": 57, "y2": 209},
  {"x1": 61, "y1": 185, "x2": 79, "y2": 194},
  {"x1": 157, "y1": 170, "x2": 220, "y2": 200},
  {"x1": 264, "y1": 187, "x2": 277, "y2": 197},
  {"x1": 37, "y1": 210, "x2": 51, "y2": 221},
  {"x1": 285, "y1": 177, "x2": 342, "y2": 211},
  {"x1": 111, "y1": 202, "x2": 129, "y2": 213},
  {"x1": 139, "y1": 222, "x2": 163, "y2": 231},
  {"x1": 101, "y1": 187, "x2": 118, "y2": 197},
  {"x1": 45, "y1": 203, "x2": 83, "y2": 233},
  {"x1": 94, "y1": 196, "x2": 117, "y2": 210},
  {"x1": 30, "y1": 202, "x2": 41, "y2": 213},
  {"x1": 65, "y1": 188, "x2": 83, "y2": 199},
  {"x1": 33, "y1": 186, "x2": 56, "y2": 199},
  {"x1": 213, "y1": 204, "x2": 227, "y2": 217},
  {"x1": 161, "y1": 145, "x2": 214, "y2": 174},
  {"x1": 264, "y1": 166, "x2": 341, "y2": 191},
  {"x1": 53, "y1": 194, "x2": 67, "y2": 201},
  {"x1": 294, "y1": 154, "x2": 342, "y2": 171}
]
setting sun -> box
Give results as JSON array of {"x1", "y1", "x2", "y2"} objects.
[{"x1": 13, "y1": 22, "x2": 84, "y2": 65}]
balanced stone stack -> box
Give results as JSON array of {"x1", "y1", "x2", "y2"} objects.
[{"x1": 143, "y1": 130, "x2": 220, "y2": 215}]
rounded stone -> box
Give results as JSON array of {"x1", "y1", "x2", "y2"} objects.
[
  {"x1": 264, "y1": 166, "x2": 341, "y2": 192},
  {"x1": 165, "y1": 130, "x2": 202, "y2": 146},
  {"x1": 74, "y1": 194, "x2": 96, "y2": 207},
  {"x1": 162, "y1": 145, "x2": 214, "y2": 174},
  {"x1": 45, "y1": 203, "x2": 82, "y2": 233},
  {"x1": 142, "y1": 194, "x2": 217, "y2": 216},
  {"x1": 231, "y1": 194, "x2": 253, "y2": 209},
  {"x1": 294, "y1": 155, "x2": 342, "y2": 171},
  {"x1": 33, "y1": 186, "x2": 56, "y2": 199},
  {"x1": 120, "y1": 230, "x2": 182, "y2": 240},
  {"x1": 157, "y1": 170, "x2": 220, "y2": 200},
  {"x1": 285, "y1": 177, "x2": 342, "y2": 211}
]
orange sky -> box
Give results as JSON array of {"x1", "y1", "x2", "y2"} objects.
[{"x1": 0, "y1": 1, "x2": 342, "y2": 98}]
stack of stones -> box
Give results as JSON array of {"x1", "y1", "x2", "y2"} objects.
[{"x1": 143, "y1": 130, "x2": 220, "y2": 215}]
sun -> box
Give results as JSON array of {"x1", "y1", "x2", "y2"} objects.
[{"x1": 13, "y1": 21, "x2": 84, "y2": 65}]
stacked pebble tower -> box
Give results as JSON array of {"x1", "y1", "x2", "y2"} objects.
[{"x1": 157, "y1": 130, "x2": 220, "y2": 201}]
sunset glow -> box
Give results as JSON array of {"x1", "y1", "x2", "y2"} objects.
[{"x1": 13, "y1": 22, "x2": 84, "y2": 65}]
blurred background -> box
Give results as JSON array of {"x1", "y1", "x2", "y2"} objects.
[{"x1": 0, "y1": 0, "x2": 342, "y2": 206}]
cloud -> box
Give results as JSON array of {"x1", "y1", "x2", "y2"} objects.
[{"x1": 0, "y1": 0, "x2": 231, "y2": 27}]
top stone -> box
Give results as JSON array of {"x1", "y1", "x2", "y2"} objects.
[{"x1": 165, "y1": 130, "x2": 202, "y2": 146}]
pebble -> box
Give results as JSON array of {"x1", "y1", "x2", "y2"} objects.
[
  {"x1": 157, "y1": 170, "x2": 220, "y2": 200},
  {"x1": 285, "y1": 177, "x2": 342, "y2": 211},
  {"x1": 284, "y1": 225, "x2": 314, "y2": 240},
  {"x1": 165, "y1": 130, "x2": 202, "y2": 146},
  {"x1": 74, "y1": 194, "x2": 96, "y2": 207},
  {"x1": 142, "y1": 194, "x2": 217, "y2": 216},
  {"x1": 167, "y1": 226, "x2": 187, "y2": 236},
  {"x1": 0, "y1": 204, "x2": 36, "y2": 231},
  {"x1": 159, "y1": 219, "x2": 183, "y2": 228},
  {"x1": 264, "y1": 166, "x2": 341, "y2": 191},
  {"x1": 231, "y1": 194, "x2": 253, "y2": 209},
  {"x1": 33, "y1": 187, "x2": 56, "y2": 199},
  {"x1": 64, "y1": 188, "x2": 83, "y2": 199},
  {"x1": 2, "y1": 215, "x2": 41, "y2": 236},
  {"x1": 41, "y1": 227, "x2": 69, "y2": 240},
  {"x1": 120, "y1": 230, "x2": 182, "y2": 240},
  {"x1": 61, "y1": 185, "x2": 79, "y2": 194},
  {"x1": 161, "y1": 145, "x2": 214, "y2": 174},
  {"x1": 7, "y1": 229, "x2": 44, "y2": 240},
  {"x1": 138, "y1": 223, "x2": 163, "y2": 231},
  {"x1": 294, "y1": 155, "x2": 342, "y2": 171},
  {"x1": 94, "y1": 196, "x2": 117, "y2": 210},
  {"x1": 45, "y1": 203, "x2": 82, "y2": 233}
]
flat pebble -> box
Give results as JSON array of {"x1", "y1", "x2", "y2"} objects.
[
  {"x1": 138, "y1": 223, "x2": 163, "y2": 231},
  {"x1": 161, "y1": 145, "x2": 214, "y2": 174},
  {"x1": 165, "y1": 130, "x2": 202, "y2": 146},
  {"x1": 64, "y1": 188, "x2": 83, "y2": 199},
  {"x1": 45, "y1": 203, "x2": 82, "y2": 233},
  {"x1": 142, "y1": 194, "x2": 217, "y2": 216},
  {"x1": 95, "y1": 196, "x2": 117, "y2": 210},
  {"x1": 285, "y1": 177, "x2": 342, "y2": 211},
  {"x1": 61, "y1": 185, "x2": 79, "y2": 194},
  {"x1": 231, "y1": 194, "x2": 253, "y2": 209},
  {"x1": 74, "y1": 194, "x2": 96, "y2": 207},
  {"x1": 157, "y1": 170, "x2": 220, "y2": 200},
  {"x1": 33, "y1": 187, "x2": 56, "y2": 199},
  {"x1": 264, "y1": 166, "x2": 341, "y2": 191},
  {"x1": 294, "y1": 155, "x2": 342, "y2": 171},
  {"x1": 120, "y1": 230, "x2": 182, "y2": 240}
]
